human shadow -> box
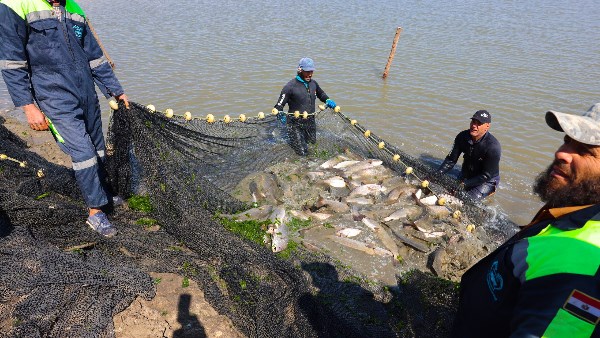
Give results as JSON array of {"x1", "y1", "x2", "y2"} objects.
[
  {"x1": 0, "y1": 208, "x2": 13, "y2": 238},
  {"x1": 173, "y1": 294, "x2": 206, "y2": 338},
  {"x1": 298, "y1": 261, "x2": 396, "y2": 338}
]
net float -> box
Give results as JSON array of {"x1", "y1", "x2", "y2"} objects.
[
  {"x1": 223, "y1": 115, "x2": 231, "y2": 123},
  {"x1": 108, "y1": 100, "x2": 118, "y2": 110},
  {"x1": 184, "y1": 111, "x2": 192, "y2": 121},
  {"x1": 206, "y1": 114, "x2": 215, "y2": 123},
  {"x1": 165, "y1": 108, "x2": 174, "y2": 118},
  {"x1": 146, "y1": 104, "x2": 156, "y2": 112}
]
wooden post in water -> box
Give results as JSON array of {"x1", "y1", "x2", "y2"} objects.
[
  {"x1": 382, "y1": 27, "x2": 403, "y2": 79},
  {"x1": 87, "y1": 17, "x2": 116, "y2": 70}
]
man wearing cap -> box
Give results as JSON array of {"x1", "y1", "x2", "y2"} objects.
[
  {"x1": 436, "y1": 110, "x2": 501, "y2": 199},
  {"x1": 273, "y1": 57, "x2": 337, "y2": 156},
  {"x1": 452, "y1": 104, "x2": 600, "y2": 337}
]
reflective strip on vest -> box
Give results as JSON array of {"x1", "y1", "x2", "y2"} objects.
[
  {"x1": 89, "y1": 56, "x2": 108, "y2": 70},
  {"x1": 26, "y1": 10, "x2": 54, "y2": 23},
  {"x1": 542, "y1": 309, "x2": 595, "y2": 337},
  {"x1": 524, "y1": 221, "x2": 600, "y2": 281},
  {"x1": 64, "y1": 11, "x2": 85, "y2": 24},
  {"x1": 0, "y1": 60, "x2": 27, "y2": 70},
  {"x1": 72, "y1": 156, "x2": 97, "y2": 171}
]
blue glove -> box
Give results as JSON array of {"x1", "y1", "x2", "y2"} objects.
[
  {"x1": 325, "y1": 99, "x2": 336, "y2": 109},
  {"x1": 277, "y1": 111, "x2": 286, "y2": 124}
]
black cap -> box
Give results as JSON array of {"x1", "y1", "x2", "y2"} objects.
[{"x1": 471, "y1": 110, "x2": 491, "y2": 124}]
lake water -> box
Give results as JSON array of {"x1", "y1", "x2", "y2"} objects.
[{"x1": 1, "y1": 0, "x2": 598, "y2": 225}]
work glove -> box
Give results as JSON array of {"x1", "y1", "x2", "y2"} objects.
[
  {"x1": 325, "y1": 99, "x2": 337, "y2": 109},
  {"x1": 277, "y1": 111, "x2": 286, "y2": 124}
]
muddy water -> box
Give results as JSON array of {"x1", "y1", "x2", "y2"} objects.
[{"x1": 1, "y1": 0, "x2": 598, "y2": 225}]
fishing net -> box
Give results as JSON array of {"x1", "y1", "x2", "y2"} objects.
[{"x1": 0, "y1": 102, "x2": 517, "y2": 338}]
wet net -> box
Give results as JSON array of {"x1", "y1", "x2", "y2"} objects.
[{"x1": 0, "y1": 103, "x2": 518, "y2": 338}]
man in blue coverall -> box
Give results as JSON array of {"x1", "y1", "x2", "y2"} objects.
[{"x1": 0, "y1": 0, "x2": 129, "y2": 237}]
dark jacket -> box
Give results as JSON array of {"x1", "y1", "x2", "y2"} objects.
[
  {"x1": 453, "y1": 204, "x2": 600, "y2": 337},
  {"x1": 274, "y1": 76, "x2": 329, "y2": 114},
  {"x1": 438, "y1": 130, "x2": 501, "y2": 189}
]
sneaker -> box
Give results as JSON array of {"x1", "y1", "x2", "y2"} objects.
[
  {"x1": 86, "y1": 212, "x2": 117, "y2": 238},
  {"x1": 112, "y1": 196, "x2": 126, "y2": 207}
]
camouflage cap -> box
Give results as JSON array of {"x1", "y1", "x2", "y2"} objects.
[{"x1": 545, "y1": 103, "x2": 600, "y2": 146}]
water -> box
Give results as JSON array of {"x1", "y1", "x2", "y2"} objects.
[{"x1": 1, "y1": 0, "x2": 598, "y2": 225}]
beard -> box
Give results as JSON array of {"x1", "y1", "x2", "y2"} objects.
[{"x1": 533, "y1": 162, "x2": 600, "y2": 208}]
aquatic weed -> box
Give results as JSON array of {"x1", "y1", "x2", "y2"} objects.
[{"x1": 127, "y1": 195, "x2": 153, "y2": 213}]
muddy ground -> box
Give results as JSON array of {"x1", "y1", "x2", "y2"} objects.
[{"x1": 1, "y1": 112, "x2": 244, "y2": 338}]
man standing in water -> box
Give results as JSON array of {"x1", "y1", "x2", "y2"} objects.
[
  {"x1": 452, "y1": 104, "x2": 600, "y2": 337},
  {"x1": 0, "y1": 0, "x2": 129, "y2": 237},
  {"x1": 273, "y1": 57, "x2": 337, "y2": 156},
  {"x1": 436, "y1": 110, "x2": 501, "y2": 199}
]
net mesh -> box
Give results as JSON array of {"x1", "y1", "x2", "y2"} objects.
[{"x1": 0, "y1": 103, "x2": 517, "y2": 337}]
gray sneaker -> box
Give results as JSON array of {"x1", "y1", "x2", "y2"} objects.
[{"x1": 86, "y1": 212, "x2": 117, "y2": 237}]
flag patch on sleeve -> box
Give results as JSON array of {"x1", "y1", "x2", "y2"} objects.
[{"x1": 563, "y1": 290, "x2": 600, "y2": 324}]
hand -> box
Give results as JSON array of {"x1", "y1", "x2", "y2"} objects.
[
  {"x1": 325, "y1": 99, "x2": 336, "y2": 109},
  {"x1": 22, "y1": 104, "x2": 49, "y2": 131},
  {"x1": 277, "y1": 111, "x2": 286, "y2": 124},
  {"x1": 115, "y1": 93, "x2": 130, "y2": 109}
]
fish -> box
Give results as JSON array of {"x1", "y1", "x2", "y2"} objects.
[
  {"x1": 320, "y1": 176, "x2": 346, "y2": 188},
  {"x1": 419, "y1": 195, "x2": 438, "y2": 206},
  {"x1": 342, "y1": 159, "x2": 383, "y2": 175},
  {"x1": 344, "y1": 165, "x2": 390, "y2": 180},
  {"x1": 315, "y1": 196, "x2": 350, "y2": 213},
  {"x1": 327, "y1": 235, "x2": 393, "y2": 257},
  {"x1": 361, "y1": 217, "x2": 380, "y2": 231},
  {"x1": 349, "y1": 184, "x2": 386, "y2": 197},
  {"x1": 267, "y1": 206, "x2": 289, "y2": 253},
  {"x1": 221, "y1": 205, "x2": 273, "y2": 221},
  {"x1": 332, "y1": 160, "x2": 361, "y2": 169},
  {"x1": 336, "y1": 228, "x2": 362, "y2": 238},
  {"x1": 289, "y1": 209, "x2": 311, "y2": 220},
  {"x1": 386, "y1": 227, "x2": 429, "y2": 253},
  {"x1": 375, "y1": 226, "x2": 401, "y2": 261},
  {"x1": 383, "y1": 208, "x2": 412, "y2": 222},
  {"x1": 384, "y1": 186, "x2": 410, "y2": 205},
  {"x1": 344, "y1": 196, "x2": 374, "y2": 205},
  {"x1": 306, "y1": 211, "x2": 334, "y2": 221},
  {"x1": 319, "y1": 155, "x2": 350, "y2": 169}
]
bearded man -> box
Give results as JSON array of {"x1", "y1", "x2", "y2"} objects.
[{"x1": 452, "y1": 103, "x2": 600, "y2": 337}]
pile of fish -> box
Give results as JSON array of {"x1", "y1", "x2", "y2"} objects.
[{"x1": 225, "y1": 151, "x2": 500, "y2": 284}]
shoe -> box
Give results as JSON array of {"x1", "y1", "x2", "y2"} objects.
[
  {"x1": 86, "y1": 212, "x2": 117, "y2": 238},
  {"x1": 112, "y1": 196, "x2": 125, "y2": 207}
]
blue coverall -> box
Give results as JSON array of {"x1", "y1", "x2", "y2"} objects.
[{"x1": 0, "y1": 0, "x2": 124, "y2": 208}]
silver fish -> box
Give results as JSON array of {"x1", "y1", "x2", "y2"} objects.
[
  {"x1": 344, "y1": 196, "x2": 374, "y2": 205},
  {"x1": 349, "y1": 184, "x2": 386, "y2": 197},
  {"x1": 342, "y1": 159, "x2": 383, "y2": 175},
  {"x1": 268, "y1": 206, "x2": 289, "y2": 253},
  {"x1": 221, "y1": 205, "x2": 273, "y2": 222},
  {"x1": 320, "y1": 176, "x2": 346, "y2": 188},
  {"x1": 361, "y1": 217, "x2": 380, "y2": 231},
  {"x1": 332, "y1": 160, "x2": 361, "y2": 169},
  {"x1": 327, "y1": 235, "x2": 393, "y2": 257},
  {"x1": 315, "y1": 196, "x2": 350, "y2": 213},
  {"x1": 336, "y1": 228, "x2": 362, "y2": 238}
]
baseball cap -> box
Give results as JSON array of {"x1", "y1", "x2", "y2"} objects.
[
  {"x1": 471, "y1": 110, "x2": 491, "y2": 124},
  {"x1": 545, "y1": 103, "x2": 600, "y2": 146},
  {"x1": 298, "y1": 57, "x2": 316, "y2": 72}
]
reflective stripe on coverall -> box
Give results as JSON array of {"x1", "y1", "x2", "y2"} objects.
[{"x1": 0, "y1": 0, "x2": 124, "y2": 207}]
